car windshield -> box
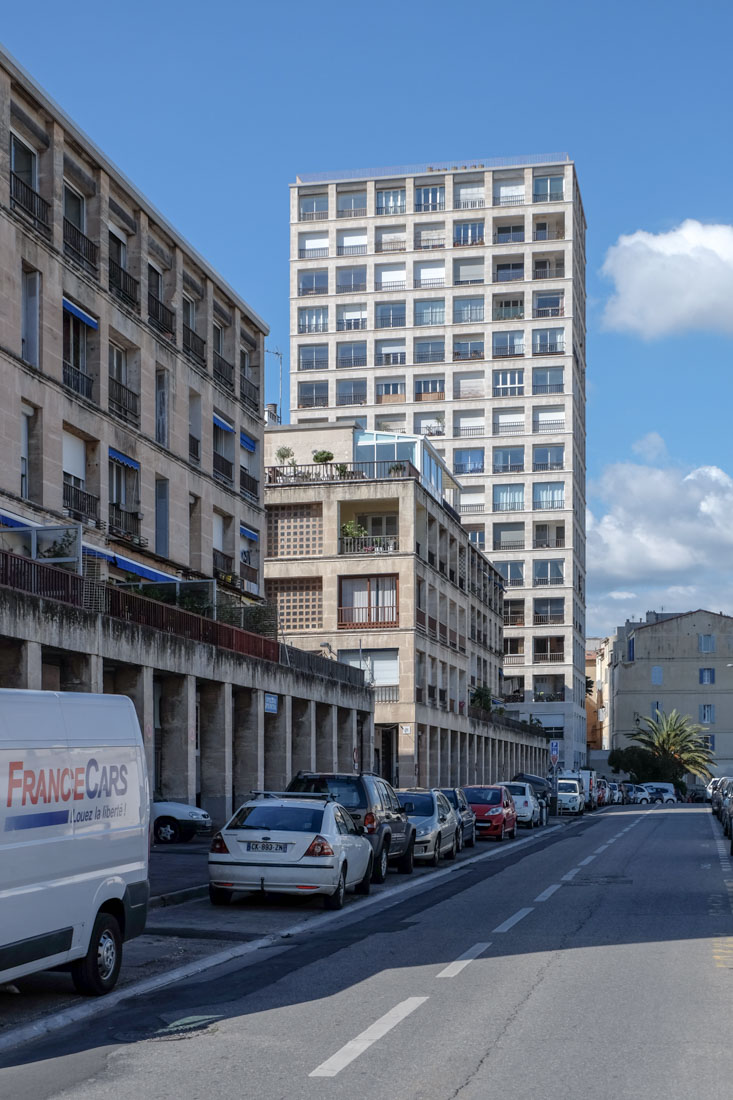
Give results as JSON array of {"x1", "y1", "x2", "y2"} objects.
[
  {"x1": 464, "y1": 787, "x2": 501, "y2": 805},
  {"x1": 504, "y1": 784, "x2": 527, "y2": 797},
  {"x1": 399, "y1": 793, "x2": 435, "y2": 817},
  {"x1": 227, "y1": 805, "x2": 324, "y2": 832},
  {"x1": 558, "y1": 782, "x2": 579, "y2": 793},
  {"x1": 440, "y1": 789, "x2": 458, "y2": 807},
  {"x1": 287, "y1": 776, "x2": 367, "y2": 809}
]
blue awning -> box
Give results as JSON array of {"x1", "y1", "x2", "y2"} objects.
[
  {"x1": 62, "y1": 297, "x2": 98, "y2": 330},
  {"x1": 111, "y1": 555, "x2": 177, "y2": 582},
  {"x1": 213, "y1": 414, "x2": 234, "y2": 434},
  {"x1": 0, "y1": 512, "x2": 30, "y2": 528},
  {"x1": 240, "y1": 431, "x2": 257, "y2": 452},
  {"x1": 109, "y1": 447, "x2": 140, "y2": 470},
  {"x1": 240, "y1": 525, "x2": 259, "y2": 542}
]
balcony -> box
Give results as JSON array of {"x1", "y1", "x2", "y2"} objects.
[
  {"x1": 503, "y1": 653, "x2": 525, "y2": 665},
  {"x1": 189, "y1": 434, "x2": 201, "y2": 464},
  {"x1": 183, "y1": 325, "x2": 206, "y2": 364},
  {"x1": 454, "y1": 463, "x2": 484, "y2": 475},
  {"x1": 455, "y1": 425, "x2": 485, "y2": 437},
  {"x1": 109, "y1": 377, "x2": 140, "y2": 426},
  {"x1": 454, "y1": 311, "x2": 485, "y2": 325},
  {"x1": 420, "y1": 424, "x2": 444, "y2": 437},
  {"x1": 533, "y1": 537, "x2": 565, "y2": 548},
  {"x1": 534, "y1": 575, "x2": 565, "y2": 586},
  {"x1": 506, "y1": 576, "x2": 524, "y2": 587},
  {"x1": 299, "y1": 358, "x2": 328, "y2": 371},
  {"x1": 415, "y1": 202, "x2": 445, "y2": 212},
  {"x1": 493, "y1": 232, "x2": 524, "y2": 244},
  {"x1": 337, "y1": 207, "x2": 367, "y2": 218},
  {"x1": 415, "y1": 351, "x2": 445, "y2": 364},
  {"x1": 493, "y1": 307, "x2": 524, "y2": 321},
  {"x1": 267, "y1": 458, "x2": 419, "y2": 485},
  {"x1": 414, "y1": 238, "x2": 445, "y2": 250},
  {"x1": 298, "y1": 248, "x2": 328, "y2": 259},
  {"x1": 337, "y1": 245, "x2": 367, "y2": 256},
  {"x1": 533, "y1": 498, "x2": 565, "y2": 510},
  {"x1": 533, "y1": 305, "x2": 564, "y2": 318},
  {"x1": 533, "y1": 420, "x2": 565, "y2": 432},
  {"x1": 415, "y1": 390, "x2": 444, "y2": 402},
  {"x1": 337, "y1": 356, "x2": 366, "y2": 368},
  {"x1": 298, "y1": 321, "x2": 328, "y2": 333},
  {"x1": 298, "y1": 285, "x2": 328, "y2": 296},
  {"x1": 493, "y1": 500, "x2": 524, "y2": 512},
  {"x1": 297, "y1": 394, "x2": 329, "y2": 408},
  {"x1": 213, "y1": 452, "x2": 234, "y2": 484},
  {"x1": 493, "y1": 423, "x2": 524, "y2": 436},
  {"x1": 214, "y1": 351, "x2": 234, "y2": 391},
  {"x1": 453, "y1": 277, "x2": 485, "y2": 287},
  {"x1": 375, "y1": 281, "x2": 407, "y2": 291},
  {"x1": 454, "y1": 198, "x2": 485, "y2": 210},
  {"x1": 459, "y1": 503, "x2": 485, "y2": 514},
  {"x1": 533, "y1": 191, "x2": 564, "y2": 204},
  {"x1": 493, "y1": 463, "x2": 524, "y2": 474},
  {"x1": 336, "y1": 318, "x2": 367, "y2": 331},
  {"x1": 213, "y1": 548, "x2": 234, "y2": 576},
  {"x1": 493, "y1": 540, "x2": 524, "y2": 551},
  {"x1": 63, "y1": 482, "x2": 99, "y2": 522},
  {"x1": 532, "y1": 461, "x2": 564, "y2": 472},
  {"x1": 62, "y1": 361, "x2": 94, "y2": 401},
  {"x1": 10, "y1": 173, "x2": 51, "y2": 230},
  {"x1": 148, "y1": 293, "x2": 175, "y2": 336},
  {"x1": 533, "y1": 689, "x2": 565, "y2": 702},
  {"x1": 492, "y1": 344, "x2": 524, "y2": 358},
  {"x1": 375, "y1": 353, "x2": 406, "y2": 366},
  {"x1": 493, "y1": 269, "x2": 524, "y2": 282},
  {"x1": 240, "y1": 370, "x2": 260, "y2": 413},
  {"x1": 453, "y1": 349, "x2": 485, "y2": 362},
  {"x1": 453, "y1": 237, "x2": 485, "y2": 248},
  {"x1": 299, "y1": 209, "x2": 328, "y2": 221},
  {"x1": 504, "y1": 613, "x2": 525, "y2": 626},
  {"x1": 414, "y1": 278, "x2": 445, "y2": 289},
  {"x1": 376, "y1": 315, "x2": 406, "y2": 328},
  {"x1": 533, "y1": 341, "x2": 565, "y2": 355},
  {"x1": 375, "y1": 240, "x2": 406, "y2": 253},
  {"x1": 337, "y1": 605, "x2": 398, "y2": 628},
  {"x1": 533, "y1": 265, "x2": 565, "y2": 279},
  {"x1": 240, "y1": 561, "x2": 259, "y2": 587},
  {"x1": 534, "y1": 650, "x2": 565, "y2": 663},
  {"x1": 494, "y1": 194, "x2": 526, "y2": 207},
  {"x1": 63, "y1": 219, "x2": 98, "y2": 272},
  {"x1": 533, "y1": 229, "x2": 564, "y2": 241},
  {"x1": 336, "y1": 392, "x2": 367, "y2": 406},
  {"x1": 336, "y1": 282, "x2": 366, "y2": 294},
  {"x1": 339, "y1": 535, "x2": 399, "y2": 554},
  {"x1": 109, "y1": 260, "x2": 139, "y2": 308},
  {"x1": 375, "y1": 392, "x2": 405, "y2": 404},
  {"x1": 373, "y1": 685, "x2": 400, "y2": 702},
  {"x1": 240, "y1": 469, "x2": 259, "y2": 500},
  {"x1": 376, "y1": 205, "x2": 406, "y2": 216},
  {"x1": 108, "y1": 504, "x2": 143, "y2": 542},
  {"x1": 533, "y1": 613, "x2": 564, "y2": 625},
  {"x1": 533, "y1": 383, "x2": 564, "y2": 395}
]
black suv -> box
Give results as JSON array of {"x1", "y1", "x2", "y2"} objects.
[{"x1": 286, "y1": 772, "x2": 416, "y2": 882}]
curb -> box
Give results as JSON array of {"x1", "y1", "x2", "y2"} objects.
[{"x1": 149, "y1": 885, "x2": 208, "y2": 910}]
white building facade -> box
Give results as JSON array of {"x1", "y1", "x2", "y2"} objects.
[{"x1": 289, "y1": 155, "x2": 587, "y2": 767}]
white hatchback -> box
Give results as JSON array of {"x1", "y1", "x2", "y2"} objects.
[{"x1": 208, "y1": 794, "x2": 374, "y2": 909}]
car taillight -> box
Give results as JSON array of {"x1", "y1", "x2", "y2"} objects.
[
  {"x1": 522, "y1": 800, "x2": 528, "y2": 807},
  {"x1": 210, "y1": 832, "x2": 227, "y2": 854},
  {"x1": 363, "y1": 812, "x2": 377, "y2": 834},
  {"x1": 305, "y1": 835, "x2": 335, "y2": 857}
]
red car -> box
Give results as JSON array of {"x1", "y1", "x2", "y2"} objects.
[{"x1": 464, "y1": 785, "x2": 517, "y2": 841}]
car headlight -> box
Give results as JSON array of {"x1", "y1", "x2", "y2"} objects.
[
  {"x1": 487, "y1": 808, "x2": 503, "y2": 816},
  {"x1": 415, "y1": 823, "x2": 434, "y2": 838},
  {"x1": 188, "y1": 812, "x2": 206, "y2": 819}
]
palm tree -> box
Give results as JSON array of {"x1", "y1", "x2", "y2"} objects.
[{"x1": 630, "y1": 709, "x2": 714, "y2": 780}]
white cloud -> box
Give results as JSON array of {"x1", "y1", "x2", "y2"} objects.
[
  {"x1": 631, "y1": 432, "x2": 667, "y2": 463},
  {"x1": 601, "y1": 220, "x2": 733, "y2": 337},
  {"x1": 587, "y1": 459, "x2": 733, "y2": 635}
]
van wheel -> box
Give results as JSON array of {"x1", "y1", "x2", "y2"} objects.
[
  {"x1": 372, "y1": 843, "x2": 389, "y2": 884},
  {"x1": 209, "y1": 885, "x2": 232, "y2": 906},
  {"x1": 154, "y1": 818, "x2": 180, "y2": 844},
  {"x1": 71, "y1": 912, "x2": 122, "y2": 996}
]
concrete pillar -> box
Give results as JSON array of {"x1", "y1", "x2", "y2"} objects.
[
  {"x1": 338, "y1": 707, "x2": 357, "y2": 773},
  {"x1": 360, "y1": 710, "x2": 374, "y2": 774},
  {"x1": 264, "y1": 692, "x2": 291, "y2": 791},
  {"x1": 199, "y1": 681, "x2": 233, "y2": 825},
  {"x1": 23, "y1": 641, "x2": 43, "y2": 689},
  {"x1": 440, "y1": 728, "x2": 450, "y2": 785},
  {"x1": 450, "y1": 729, "x2": 459, "y2": 786},
  {"x1": 0, "y1": 640, "x2": 42, "y2": 689},
  {"x1": 292, "y1": 697, "x2": 315, "y2": 775},
  {"x1": 233, "y1": 688, "x2": 263, "y2": 802},
  {"x1": 161, "y1": 674, "x2": 197, "y2": 804},
  {"x1": 429, "y1": 726, "x2": 440, "y2": 786},
  {"x1": 115, "y1": 664, "x2": 155, "y2": 789}
]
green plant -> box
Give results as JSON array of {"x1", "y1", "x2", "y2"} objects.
[
  {"x1": 341, "y1": 519, "x2": 368, "y2": 539},
  {"x1": 336, "y1": 463, "x2": 349, "y2": 478},
  {"x1": 388, "y1": 462, "x2": 406, "y2": 476},
  {"x1": 630, "y1": 708, "x2": 714, "y2": 781},
  {"x1": 275, "y1": 445, "x2": 295, "y2": 465},
  {"x1": 312, "y1": 449, "x2": 334, "y2": 463},
  {"x1": 470, "y1": 685, "x2": 493, "y2": 711}
]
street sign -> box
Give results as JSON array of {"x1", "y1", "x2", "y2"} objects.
[
  {"x1": 264, "y1": 693, "x2": 278, "y2": 715},
  {"x1": 550, "y1": 739, "x2": 560, "y2": 766}
]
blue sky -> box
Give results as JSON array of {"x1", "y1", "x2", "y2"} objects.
[{"x1": 3, "y1": 0, "x2": 732, "y2": 633}]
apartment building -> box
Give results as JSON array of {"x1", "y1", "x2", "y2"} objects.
[
  {"x1": 289, "y1": 155, "x2": 587, "y2": 767},
  {"x1": 264, "y1": 422, "x2": 549, "y2": 787},
  {"x1": 0, "y1": 48, "x2": 266, "y2": 596},
  {"x1": 602, "y1": 610, "x2": 733, "y2": 777}
]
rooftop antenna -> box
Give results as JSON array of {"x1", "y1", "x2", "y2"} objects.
[{"x1": 266, "y1": 347, "x2": 284, "y2": 423}]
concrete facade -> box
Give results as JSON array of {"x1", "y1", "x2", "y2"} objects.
[
  {"x1": 264, "y1": 422, "x2": 548, "y2": 788},
  {"x1": 288, "y1": 155, "x2": 587, "y2": 767}
]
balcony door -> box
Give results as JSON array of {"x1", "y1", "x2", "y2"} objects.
[{"x1": 340, "y1": 575, "x2": 397, "y2": 626}]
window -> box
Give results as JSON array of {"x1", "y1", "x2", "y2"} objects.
[
  {"x1": 337, "y1": 191, "x2": 367, "y2": 216},
  {"x1": 455, "y1": 448, "x2": 484, "y2": 475},
  {"x1": 453, "y1": 297, "x2": 484, "y2": 323},
  {"x1": 453, "y1": 338, "x2": 484, "y2": 361},
  {"x1": 651, "y1": 665, "x2": 663, "y2": 685},
  {"x1": 415, "y1": 185, "x2": 444, "y2": 212},
  {"x1": 212, "y1": 323, "x2": 223, "y2": 356},
  {"x1": 533, "y1": 482, "x2": 564, "y2": 509},
  {"x1": 339, "y1": 575, "x2": 398, "y2": 626},
  {"x1": 467, "y1": 527, "x2": 485, "y2": 549},
  {"x1": 454, "y1": 181, "x2": 485, "y2": 209},
  {"x1": 534, "y1": 597, "x2": 564, "y2": 624},
  {"x1": 495, "y1": 561, "x2": 524, "y2": 586},
  {"x1": 493, "y1": 369, "x2": 524, "y2": 397},
  {"x1": 63, "y1": 183, "x2": 84, "y2": 230},
  {"x1": 21, "y1": 269, "x2": 40, "y2": 366},
  {"x1": 415, "y1": 377, "x2": 445, "y2": 396},
  {"x1": 298, "y1": 307, "x2": 328, "y2": 334},
  {"x1": 148, "y1": 264, "x2": 163, "y2": 300},
  {"x1": 414, "y1": 339, "x2": 444, "y2": 364},
  {"x1": 182, "y1": 296, "x2": 196, "y2": 330},
  {"x1": 336, "y1": 379, "x2": 367, "y2": 405},
  {"x1": 62, "y1": 431, "x2": 86, "y2": 492},
  {"x1": 699, "y1": 634, "x2": 716, "y2": 653},
  {"x1": 454, "y1": 221, "x2": 484, "y2": 246},
  {"x1": 155, "y1": 479, "x2": 169, "y2": 557},
  {"x1": 10, "y1": 133, "x2": 36, "y2": 189},
  {"x1": 533, "y1": 366, "x2": 564, "y2": 394},
  {"x1": 535, "y1": 292, "x2": 563, "y2": 317},
  {"x1": 533, "y1": 406, "x2": 565, "y2": 432},
  {"x1": 495, "y1": 262, "x2": 524, "y2": 282},
  {"x1": 109, "y1": 342, "x2": 127, "y2": 385},
  {"x1": 376, "y1": 380, "x2": 405, "y2": 397},
  {"x1": 533, "y1": 175, "x2": 564, "y2": 202},
  {"x1": 493, "y1": 484, "x2": 524, "y2": 511},
  {"x1": 700, "y1": 704, "x2": 715, "y2": 724},
  {"x1": 493, "y1": 522, "x2": 524, "y2": 550},
  {"x1": 109, "y1": 456, "x2": 138, "y2": 509},
  {"x1": 63, "y1": 310, "x2": 87, "y2": 371},
  {"x1": 20, "y1": 405, "x2": 32, "y2": 498},
  {"x1": 337, "y1": 341, "x2": 366, "y2": 368},
  {"x1": 376, "y1": 189, "x2": 405, "y2": 215},
  {"x1": 533, "y1": 559, "x2": 564, "y2": 586},
  {"x1": 493, "y1": 296, "x2": 524, "y2": 320},
  {"x1": 298, "y1": 381, "x2": 328, "y2": 408},
  {"x1": 376, "y1": 340, "x2": 406, "y2": 365},
  {"x1": 338, "y1": 648, "x2": 399, "y2": 684},
  {"x1": 700, "y1": 668, "x2": 716, "y2": 685},
  {"x1": 337, "y1": 304, "x2": 367, "y2": 331},
  {"x1": 298, "y1": 345, "x2": 328, "y2": 371},
  {"x1": 376, "y1": 302, "x2": 406, "y2": 328},
  {"x1": 493, "y1": 408, "x2": 525, "y2": 435},
  {"x1": 298, "y1": 270, "x2": 328, "y2": 295},
  {"x1": 336, "y1": 267, "x2": 366, "y2": 293},
  {"x1": 493, "y1": 446, "x2": 523, "y2": 473},
  {"x1": 155, "y1": 370, "x2": 169, "y2": 447},
  {"x1": 299, "y1": 232, "x2": 328, "y2": 258},
  {"x1": 533, "y1": 328, "x2": 564, "y2": 354},
  {"x1": 628, "y1": 637, "x2": 635, "y2": 662},
  {"x1": 533, "y1": 445, "x2": 563, "y2": 471},
  {"x1": 493, "y1": 177, "x2": 524, "y2": 206},
  {"x1": 337, "y1": 229, "x2": 367, "y2": 256},
  {"x1": 493, "y1": 331, "x2": 524, "y2": 357},
  {"x1": 299, "y1": 193, "x2": 328, "y2": 220},
  {"x1": 494, "y1": 223, "x2": 524, "y2": 243},
  {"x1": 414, "y1": 299, "x2": 445, "y2": 325},
  {"x1": 109, "y1": 230, "x2": 126, "y2": 268}
]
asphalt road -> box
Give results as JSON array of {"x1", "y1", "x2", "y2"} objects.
[{"x1": 2, "y1": 805, "x2": 731, "y2": 1099}]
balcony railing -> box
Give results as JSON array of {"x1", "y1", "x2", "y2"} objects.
[
  {"x1": 213, "y1": 452, "x2": 234, "y2": 483},
  {"x1": 375, "y1": 391, "x2": 406, "y2": 403},
  {"x1": 213, "y1": 351, "x2": 234, "y2": 390},
  {"x1": 532, "y1": 461, "x2": 564, "y2": 472},
  {"x1": 415, "y1": 351, "x2": 445, "y2": 364},
  {"x1": 493, "y1": 232, "x2": 524, "y2": 244},
  {"x1": 298, "y1": 248, "x2": 329, "y2": 258},
  {"x1": 189, "y1": 434, "x2": 201, "y2": 463},
  {"x1": 493, "y1": 194, "x2": 526, "y2": 206},
  {"x1": 339, "y1": 535, "x2": 399, "y2": 554},
  {"x1": 504, "y1": 613, "x2": 525, "y2": 626},
  {"x1": 336, "y1": 392, "x2": 367, "y2": 406},
  {"x1": 493, "y1": 423, "x2": 524, "y2": 435},
  {"x1": 533, "y1": 689, "x2": 565, "y2": 702},
  {"x1": 534, "y1": 650, "x2": 565, "y2": 662},
  {"x1": 63, "y1": 481, "x2": 99, "y2": 521},
  {"x1": 493, "y1": 499, "x2": 524, "y2": 511},
  {"x1": 492, "y1": 344, "x2": 524, "y2": 358},
  {"x1": 337, "y1": 207, "x2": 367, "y2": 218},
  {"x1": 459, "y1": 503, "x2": 485, "y2": 514},
  {"x1": 454, "y1": 198, "x2": 485, "y2": 209},
  {"x1": 454, "y1": 311, "x2": 485, "y2": 324},
  {"x1": 533, "y1": 341, "x2": 565, "y2": 355},
  {"x1": 63, "y1": 219, "x2": 98, "y2": 271},
  {"x1": 415, "y1": 202, "x2": 445, "y2": 212},
  {"x1": 454, "y1": 237, "x2": 485, "y2": 248},
  {"x1": 108, "y1": 504, "x2": 142, "y2": 541},
  {"x1": 533, "y1": 305, "x2": 564, "y2": 318},
  {"x1": 454, "y1": 463, "x2": 484, "y2": 475},
  {"x1": 494, "y1": 540, "x2": 525, "y2": 551},
  {"x1": 533, "y1": 383, "x2": 564, "y2": 395},
  {"x1": 267, "y1": 459, "x2": 419, "y2": 485},
  {"x1": 213, "y1": 548, "x2": 234, "y2": 575},
  {"x1": 109, "y1": 377, "x2": 140, "y2": 426},
  {"x1": 62, "y1": 361, "x2": 94, "y2": 401},
  {"x1": 453, "y1": 349, "x2": 485, "y2": 361},
  {"x1": 415, "y1": 390, "x2": 445, "y2": 401},
  {"x1": 493, "y1": 269, "x2": 524, "y2": 282},
  {"x1": 376, "y1": 240, "x2": 406, "y2": 252},
  {"x1": 414, "y1": 278, "x2": 445, "y2": 289},
  {"x1": 148, "y1": 293, "x2": 175, "y2": 335},
  {"x1": 373, "y1": 685, "x2": 400, "y2": 702},
  {"x1": 455, "y1": 425, "x2": 485, "y2": 437},
  {"x1": 298, "y1": 285, "x2": 329, "y2": 296},
  {"x1": 533, "y1": 613, "x2": 564, "y2": 625},
  {"x1": 533, "y1": 265, "x2": 565, "y2": 279},
  {"x1": 109, "y1": 260, "x2": 139, "y2": 308},
  {"x1": 503, "y1": 653, "x2": 525, "y2": 665},
  {"x1": 533, "y1": 420, "x2": 565, "y2": 432},
  {"x1": 336, "y1": 282, "x2": 366, "y2": 293},
  {"x1": 414, "y1": 238, "x2": 444, "y2": 250},
  {"x1": 493, "y1": 463, "x2": 524, "y2": 473},
  {"x1": 337, "y1": 318, "x2": 367, "y2": 331},
  {"x1": 533, "y1": 229, "x2": 564, "y2": 241},
  {"x1": 299, "y1": 209, "x2": 328, "y2": 221},
  {"x1": 240, "y1": 561, "x2": 259, "y2": 586},
  {"x1": 338, "y1": 605, "x2": 398, "y2": 628},
  {"x1": 376, "y1": 205, "x2": 406, "y2": 216},
  {"x1": 183, "y1": 325, "x2": 206, "y2": 364},
  {"x1": 10, "y1": 173, "x2": 51, "y2": 229},
  {"x1": 297, "y1": 394, "x2": 329, "y2": 408},
  {"x1": 299, "y1": 359, "x2": 328, "y2": 371},
  {"x1": 534, "y1": 575, "x2": 565, "y2": 586},
  {"x1": 375, "y1": 353, "x2": 406, "y2": 366},
  {"x1": 240, "y1": 469, "x2": 259, "y2": 499},
  {"x1": 420, "y1": 424, "x2": 444, "y2": 437},
  {"x1": 298, "y1": 321, "x2": 329, "y2": 333},
  {"x1": 376, "y1": 315, "x2": 406, "y2": 328},
  {"x1": 533, "y1": 498, "x2": 565, "y2": 510},
  {"x1": 533, "y1": 537, "x2": 565, "y2": 548},
  {"x1": 533, "y1": 192, "x2": 564, "y2": 204},
  {"x1": 493, "y1": 307, "x2": 524, "y2": 321},
  {"x1": 337, "y1": 245, "x2": 367, "y2": 256},
  {"x1": 240, "y1": 371, "x2": 260, "y2": 412},
  {"x1": 375, "y1": 281, "x2": 407, "y2": 291},
  {"x1": 453, "y1": 277, "x2": 485, "y2": 287}
]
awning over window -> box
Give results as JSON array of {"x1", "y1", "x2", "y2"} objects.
[
  {"x1": 213, "y1": 414, "x2": 234, "y2": 433},
  {"x1": 109, "y1": 447, "x2": 139, "y2": 470},
  {"x1": 240, "y1": 431, "x2": 256, "y2": 452},
  {"x1": 111, "y1": 554, "x2": 176, "y2": 582},
  {"x1": 240, "y1": 525, "x2": 259, "y2": 542},
  {"x1": 62, "y1": 297, "x2": 98, "y2": 330}
]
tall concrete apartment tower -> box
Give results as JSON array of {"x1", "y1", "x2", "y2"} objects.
[{"x1": 289, "y1": 155, "x2": 587, "y2": 767}]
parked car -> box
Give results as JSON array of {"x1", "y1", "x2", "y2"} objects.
[
  {"x1": 560, "y1": 768, "x2": 597, "y2": 810},
  {"x1": 596, "y1": 779, "x2": 609, "y2": 807},
  {"x1": 464, "y1": 785, "x2": 517, "y2": 841},
  {"x1": 619, "y1": 781, "x2": 636, "y2": 804},
  {"x1": 397, "y1": 789, "x2": 459, "y2": 864},
  {"x1": 503, "y1": 781, "x2": 541, "y2": 828},
  {"x1": 153, "y1": 799, "x2": 212, "y2": 844},
  {"x1": 643, "y1": 783, "x2": 677, "y2": 804},
  {"x1": 706, "y1": 777, "x2": 720, "y2": 803},
  {"x1": 208, "y1": 793, "x2": 373, "y2": 908},
  {"x1": 286, "y1": 772, "x2": 415, "y2": 881},
  {"x1": 512, "y1": 772, "x2": 551, "y2": 824},
  {"x1": 557, "y1": 778, "x2": 584, "y2": 815},
  {"x1": 440, "y1": 787, "x2": 477, "y2": 849},
  {"x1": 607, "y1": 782, "x2": 622, "y2": 804},
  {"x1": 712, "y1": 778, "x2": 731, "y2": 819},
  {"x1": 719, "y1": 780, "x2": 733, "y2": 836}
]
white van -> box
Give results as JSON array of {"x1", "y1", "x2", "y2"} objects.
[{"x1": 0, "y1": 690, "x2": 149, "y2": 995}]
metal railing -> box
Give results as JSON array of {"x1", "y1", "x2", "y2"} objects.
[
  {"x1": 414, "y1": 278, "x2": 445, "y2": 289},
  {"x1": 454, "y1": 311, "x2": 485, "y2": 324},
  {"x1": 337, "y1": 207, "x2": 367, "y2": 218},
  {"x1": 63, "y1": 219, "x2": 98, "y2": 271},
  {"x1": 375, "y1": 281, "x2": 407, "y2": 291},
  {"x1": 336, "y1": 282, "x2": 367, "y2": 293},
  {"x1": 337, "y1": 245, "x2": 367, "y2": 256},
  {"x1": 493, "y1": 500, "x2": 524, "y2": 511},
  {"x1": 337, "y1": 605, "x2": 398, "y2": 628},
  {"x1": 339, "y1": 536, "x2": 399, "y2": 554},
  {"x1": 376, "y1": 315, "x2": 406, "y2": 328},
  {"x1": 373, "y1": 685, "x2": 400, "y2": 702},
  {"x1": 533, "y1": 229, "x2": 564, "y2": 241},
  {"x1": 532, "y1": 689, "x2": 565, "y2": 702},
  {"x1": 336, "y1": 392, "x2": 367, "y2": 405},
  {"x1": 63, "y1": 361, "x2": 94, "y2": 401},
  {"x1": 415, "y1": 351, "x2": 445, "y2": 363},
  {"x1": 109, "y1": 377, "x2": 140, "y2": 425},
  {"x1": 493, "y1": 387, "x2": 525, "y2": 397},
  {"x1": 148, "y1": 292, "x2": 175, "y2": 335},
  {"x1": 414, "y1": 240, "x2": 445, "y2": 251},
  {"x1": 297, "y1": 394, "x2": 329, "y2": 408},
  {"x1": 109, "y1": 259, "x2": 139, "y2": 307},
  {"x1": 10, "y1": 173, "x2": 51, "y2": 228},
  {"x1": 459, "y1": 503, "x2": 485, "y2": 514},
  {"x1": 240, "y1": 469, "x2": 259, "y2": 498},
  {"x1": 493, "y1": 232, "x2": 525, "y2": 244},
  {"x1": 533, "y1": 383, "x2": 564, "y2": 395},
  {"x1": 267, "y1": 459, "x2": 419, "y2": 484},
  {"x1": 454, "y1": 237, "x2": 485, "y2": 248},
  {"x1": 298, "y1": 321, "x2": 329, "y2": 333},
  {"x1": 336, "y1": 318, "x2": 367, "y2": 331},
  {"x1": 503, "y1": 654, "x2": 525, "y2": 664},
  {"x1": 415, "y1": 201, "x2": 445, "y2": 212},
  {"x1": 213, "y1": 548, "x2": 234, "y2": 575},
  {"x1": 213, "y1": 452, "x2": 234, "y2": 483},
  {"x1": 63, "y1": 481, "x2": 99, "y2": 520},
  {"x1": 533, "y1": 266, "x2": 565, "y2": 279},
  {"x1": 297, "y1": 155, "x2": 569, "y2": 184},
  {"x1": 376, "y1": 205, "x2": 406, "y2": 216},
  {"x1": 183, "y1": 325, "x2": 206, "y2": 363},
  {"x1": 493, "y1": 423, "x2": 524, "y2": 435},
  {"x1": 298, "y1": 248, "x2": 329, "y2": 258},
  {"x1": 189, "y1": 434, "x2": 201, "y2": 463},
  {"x1": 298, "y1": 359, "x2": 328, "y2": 371},
  {"x1": 375, "y1": 240, "x2": 406, "y2": 252},
  {"x1": 493, "y1": 269, "x2": 524, "y2": 282},
  {"x1": 493, "y1": 307, "x2": 524, "y2": 321},
  {"x1": 533, "y1": 575, "x2": 565, "y2": 586},
  {"x1": 504, "y1": 613, "x2": 525, "y2": 626},
  {"x1": 493, "y1": 463, "x2": 524, "y2": 473},
  {"x1": 533, "y1": 537, "x2": 565, "y2": 548},
  {"x1": 454, "y1": 462, "x2": 484, "y2": 475},
  {"x1": 533, "y1": 498, "x2": 565, "y2": 510},
  {"x1": 533, "y1": 613, "x2": 564, "y2": 625},
  {"x1": 299, "y1": 209, "x2": 328, "y2": 221},
  {"x1": 214, "y1": 351, "x2": 234, "y2": 390},
  {"x1": 532, "y1": 461, "x2": 564, "y2": 472},
  {"x1": 494, "y1": 540, "x2": 524, "y2": 550},
  {"x1": 533, "y1": 341, "x2": 565, "y2": 355},
  {"x1": 533, "y1": 305, "x2": 564, "y2": 318},
  {"x1": 240, "y1": 372, "x2": 260, "y2": 412},
  {"x1": 533, "y1": 192, "x2": 564, "y2": 203},
  {"x1": 534, "y1": 650, "x2": 565, "y2": 662},
  {"x1": 453, "y1": 349, "x2": 485, "y2": 361},
  {"x1": 493, "y1": 344, "x2": 524, "y2": 357},
  {"x1": 533, "y1": 420, "x2": 565, "y2": 432},
  {"x1": 298, "y1": 285, "x2": 329, "y2": 296},
  {"x1": 375, "y1": 353, "x2": 406, "y2": 366},
  {"x1": 108, "y1": 504, "x2": 141, "y2": 540},
  {"x1": 493, "y1": 195, "x2": 526, "y2": 206},
  {"x1": 455, "y1": 425, "x2": 485, "y2": 437},
  {"x1": 453, "y1": 278, "x2": 485, "y2": 287},
  {"x1": 454, "y1": 198, "x2": 485, "y2": 209}
]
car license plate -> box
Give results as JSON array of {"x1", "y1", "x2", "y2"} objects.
[{"x1": 246, "y1": 841, "x2": 287, "y2": 853}]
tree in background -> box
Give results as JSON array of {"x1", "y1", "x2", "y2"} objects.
[
  {"x1": 607, "y1": 746, "x2": 657, "y2": 782},
  {"x1": 630, "y1": 709, "x2": 714, "y2": 783}
]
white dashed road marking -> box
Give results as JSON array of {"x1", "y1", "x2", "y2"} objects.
[
  {"x1": 562, "y1": 868, "x2": 580, "y2": 881},
  {"x1": 437, "y1": 942, "x2": 492, "y2": 978},
  {"x1": 310, "y1": 997, "x2": 429, "y2": 1077},
  {"x1": 578, "y1": 855, "x2": 596, "y2": 866},
  {"x1": 492, "y1": 907, "x2": 534, "y2": 933},
  {"x1": 534, "y1": 883, "x2": 562, "y2": 902}
]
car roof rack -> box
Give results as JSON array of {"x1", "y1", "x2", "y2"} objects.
[{"x1": 249, "y1": 790, "x2": 337, "y2": 801}]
